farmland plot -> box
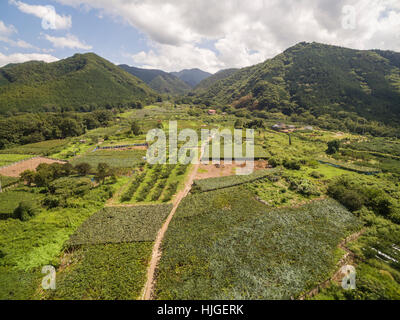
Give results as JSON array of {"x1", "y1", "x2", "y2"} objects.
[
  {"x1": 155, "y1": 187, "x2": 362, "y2": 300},
  {"x1": 68, "y1": 204, "x2": 172, "y2": 246},
  {"x1": 71, "y1": 149, "x2": 146, "y2": 168},
  {"x1": 192, "y1": 169, "x2": 273, "y2": 192},
  {"x1": 47, "y1": 242, "x2": 153, "y2": 300}
]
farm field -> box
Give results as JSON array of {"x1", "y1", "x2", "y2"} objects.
[
  {"x1": 68, "y1": 204, "x2": 172, "y2": 245},
  {"x1": 1, "y1": 102, "x2": 400, "y2": 301},
  {"x1": 0, "y1": 176, "x2": 128, "y2": 300},
  {"x1": 155, "y1": 187, "x2": 362, "y2": 299},
  {"x1": 46, "y1": 242, "x2": 153, "y2": 300},
  {"x1": 0, "y1": 140, "x2": 69, "y2": 156},
  {"x1": 70, "y1": 149, "x2": 147, "y2": 168}
]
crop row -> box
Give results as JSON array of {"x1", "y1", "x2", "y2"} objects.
[
  {"x1": 155, "y1": 188, "x2": 362, "y2": 300},
  {"x1": 120, "y1": 171, "x2": 147, "y2": 202},
  {"x1": 192, "y1": 169, "x2": 274, "y2": 192},
  {"x1": 68, "y1": 204, "x2": 172, "y2": 246}
]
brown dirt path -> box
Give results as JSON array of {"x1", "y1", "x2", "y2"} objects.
[
  {"x1": 0, "y1": 157, "x2": 67, "y2": 177},
  {"x1": 141, "y1": 135, "x2": 213, "y2": 300}
]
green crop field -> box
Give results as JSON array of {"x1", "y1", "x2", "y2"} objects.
[
  {"x1": 155, "y1": 187, "x2": 362, "y2": 300},
  {"x1": 0, "y1": 175, "x2": 19, "y2": 188},
  {"x1": 0, "y1": 140, "x2": 69, "y2": 156},
  {"x1": 46, "y1": 242, "x2": 153, "y2": 300},
  {"x1": 0, "y1": 154, "x2": 33, "y2": 167},
  {"x1": 68, "y1": 204, "x2": 172, "y2": 246},
  {"x1": 71, "y1": 149, "x2": 147, "y2": 168},
  {"x1": 192, "y1": 169, "x2": 273, "y2": 192},
  {"x1": 0, "y1": 177, "x2": 128, "y2": 300}
]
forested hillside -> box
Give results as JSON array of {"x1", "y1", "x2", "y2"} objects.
[
  {"x1": 171, "y1": 68, "x2": 212, "y2": 87},
  {"x1": 119, "y1": 65, "x2": 191, "y2": 95},
  {"x1": 194, "y1": 68, "x2": 239, "y2": 92},
  {"x1": 0, "y1": 53, "x2": 157, "y2": 114},
  {"x1": 197, "y1": 42, "x2": 400, "y2": 128}
]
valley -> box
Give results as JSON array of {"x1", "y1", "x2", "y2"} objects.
[{"x1": 0, "y1": 43, "x2": 400, "y2": 301}]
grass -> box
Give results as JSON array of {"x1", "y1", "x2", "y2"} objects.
[
  {"x1": 0, "y1": 154, "x2": 33, "y2": 167},
  {"x1": 155, "y1": 187, "x2": 362, "y2": 300},
  {"x1": 0, "y1": 189, "x2": 43, "y2": 220},
  {"x1": 46, "y1": 242, "x2": 153, "y2": 300},
  {"x1": 68, "y1": 204, "x2": 172, "y2": 246},
  {"x1": 0, "y1": 177, "x2": 127, "y2": 299}
]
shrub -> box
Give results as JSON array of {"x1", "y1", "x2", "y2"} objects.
[
  {"x1": 310, "y1": 171, "x2": 324, "y2": 179},
  {"x1": 75, "y1": 162, "x2": 91, "y2": 176},
  {"x1": 13, "y1": 201, "x2": 38, "y2": 221},
  {"x1": 283, "y1": 159, "x2": 301, "y2": 170},
  {"x1": 326, "y1": 140, "x2": 341, "y2": 154}
]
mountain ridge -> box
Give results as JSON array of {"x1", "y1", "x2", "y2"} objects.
[
  {"x1": 0, "y1": 53, "x2": 157, "y2": 114},
  {"x1": 119, "y1": 64, "x2": 192, "y2": 95},
  {"x1": 196, "y1": 42, "x2": 400, "y2": 127}
]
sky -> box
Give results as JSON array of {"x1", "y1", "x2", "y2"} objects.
[{"x1": 0, "y1": 0, "x2": 399, "y2": 73}]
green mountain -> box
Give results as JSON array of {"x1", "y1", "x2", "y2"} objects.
[
  {"x1": 119, "y1": 64, "x2": 191, "y2": 95},
  {"x1": 194, "y1": 68, "x2": 239, "y2": 91},
  {"x1": 171, "y1": 68, "x2": 212, "y2": 87},
  {"x1": 0, "y1": 53, "x2": 157, "y2": 114},
  {"x1": 198, "y1": 42, "x2": 400, "y2": 127}
]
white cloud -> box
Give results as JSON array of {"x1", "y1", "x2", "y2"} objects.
[
  {"x1": 0, "y1": 52, "x2": 59, "y2": 67},
  {"x1": 131, "y1": 43, "x2": 222, "y2": 73},
  {"x1": 55, "y1": 0, "x2": 400, "y2": 72},
  {"x1": 11, "y1": 0, "x2": 72, "y2": 30},
  {"x1": 0, "y1": 19, "x2": 37, "y2": 49},
  {"x1": 0, "y1": 20, "x2": 17, "y2": 37},
  {"x1": 44, "y1": 34, "x2": 92, "y2": 50}
]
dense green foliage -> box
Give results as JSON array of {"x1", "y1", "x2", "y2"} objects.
[
  {"x1": 171, "y1": 68, "x2": 212, "y2": 87},
  {"x1": 47, "y1": 242, "x2": 153, "y2": 300},
  {"x1": 196, "y1": 42, "x2": 400, "y2": 136},
  {"x1": 68, "y1": 204, "x2": 171, "y2": 245},
  {"x1": 155, "y1": 188, "x2": 361, "y2": 299},
  {"x1": 0, "y1": 110, "x2": 114, "y2": 150},
  {"x1": 0, "y1": 53, "x2": 156, "y2": 114},
  {"x1": 194, "y1": 68, "x2": 239, "y2": 91},
  {"x1": 0, "y1": 190, "x2": 42, "y2": 220},
  {"x1": 119, "y1": 64, "x2": 192, "y2": 95}
]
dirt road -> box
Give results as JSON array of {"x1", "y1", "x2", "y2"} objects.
[{"x1": 141, "y1": 135, "x2": 213, "y2": 300}]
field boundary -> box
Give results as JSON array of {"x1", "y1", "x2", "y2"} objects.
[
  {"x1": 192, "y1": 169, "x2": 275, "y2": 193},
  {"x1": 141, "y1": 134, "x2": 213, "y2": 300},
  {"x1": 299, "y1": 229, "x2": 366, "y2": 300}
]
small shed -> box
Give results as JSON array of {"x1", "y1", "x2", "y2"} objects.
[{"x1": 208, "y1": 109, "x2": 217, "y2": 115}]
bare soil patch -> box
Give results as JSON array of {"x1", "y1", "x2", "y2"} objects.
[
  {"x1": 0, "y1": 157, "x2": 67, "y2": 177},
  {"x1": 195, "y1": 160, "x2": 268, "y2": 180}
]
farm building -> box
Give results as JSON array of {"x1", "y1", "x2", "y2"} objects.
[
  {"x1": 208, "y1": 109, "x2": 217, "y2": 115},
  {"x1": 272, "y1": 123, "x2": 287, "y2": 131}
]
